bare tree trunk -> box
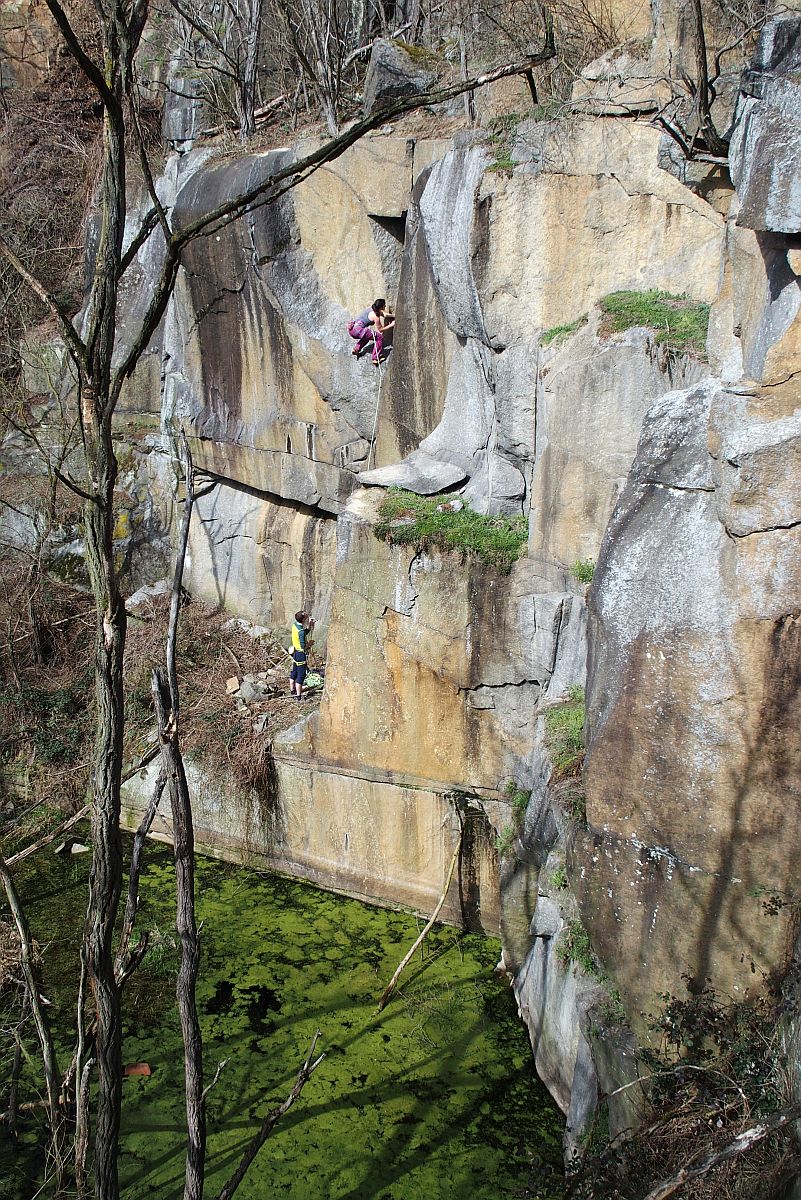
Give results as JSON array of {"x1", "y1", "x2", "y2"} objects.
[
  {"x1": 688, "y1": 0, "x2": 727, "y2": 156},
  {"x1": 153, "y1": 669, "x2": 205, "y2": 1200},
  {"x1": 115, "y1": 768, "x2": 167, "y2": 974},
  {"x1": 153, "y1": 436, "x2": 205, "y2": 1200},
  {"x1": 69, "y1": 9, "x2": 130, "y2": 1182},
  {"x1": 239, "y1": 0, "x2": 264, "y2": 139},
  {"x1": 82, "y1": 455, "x2": 127, "y2": 1200},
  {"x1": 74, "y1": 1056, "x2": 94, "y2": 1199},
  {"x1": 7, "y1": 990, "x2": 29, "y2": 1139}
]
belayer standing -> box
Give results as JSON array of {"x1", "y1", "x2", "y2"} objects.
[
  {"x1": 348, "y1": 298, "x2": 395, "y2": 365},
  {"x1": 289, "y1": 610, "x2": 315, "y2": 700}
]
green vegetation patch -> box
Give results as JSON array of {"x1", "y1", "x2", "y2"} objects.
[
  {"x1": 540, "y1": 315, "x2": 588, "y2": 345},
  {"x1": 555, "y1": 919, "x2": 597, "y2": 976},
  {"x1": 543, "y1": 685, "x2": 585, "y2": 779},
  {"x1": 485, "y1": 111, "x2": 522, "y2": 174},
  {"x1": 598, "y1": 290, "x2": 710, "y2": 357},
  {"x1": 1, "y1": 841, "x2": 566, "y2": 1200},
  {"x1": 570, "y1": 558, "x2": 595, "y2": 584},
  {"x1": 391, "y1": 38, "x2": 443, "y2": 66},
  {"x1": 495, "y1": 781, "x2": 532, "y2": 856},
  {"x1": 549, "y1": 864, "x2": 568, "y2": 892},
  {"x1": 0, "y1": 669, "x2": 92, "y2": 766},
  {"x1": 375, "y1": 489, "x2": 527, "y2": 574}
]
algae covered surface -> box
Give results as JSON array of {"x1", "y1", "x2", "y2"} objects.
[{"x1": 2, "y1": 843, "x2": 565, "y2": 1199}]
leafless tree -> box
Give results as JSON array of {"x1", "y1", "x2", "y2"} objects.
[
  {"x1": 655, "y1": 0, "x2": 775, "y2": 162},
  {"x1": 166, "y1": 0, "x2": 266, "y2": 138}
]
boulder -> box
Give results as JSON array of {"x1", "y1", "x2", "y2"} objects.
[
  {"x1": 362, "y1": 39, "x2": 439, "y2": 118},
  {"x1": 571, "y1": 42, "x2": 670, "y2": 115}
]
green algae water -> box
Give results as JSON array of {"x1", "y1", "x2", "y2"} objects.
[{"x1": 1, "y1": 841, "x2": 565, "y2": 1199}]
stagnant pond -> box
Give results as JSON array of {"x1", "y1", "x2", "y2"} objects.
[{"x1": 2, "y1": 840, "x2": 565, "y2": 1198}]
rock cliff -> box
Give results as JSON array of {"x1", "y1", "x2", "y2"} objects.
[{"x1": 35, "y1": 8, "x2": 801, "y2": 1165}]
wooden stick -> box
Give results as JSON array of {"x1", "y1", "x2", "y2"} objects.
[
  {"x1": 6, "y1": 806, "x2": 90, "y2": 868},
  {"x1": 377, "y1": 831, "x2": 462, "y2": 1012}
]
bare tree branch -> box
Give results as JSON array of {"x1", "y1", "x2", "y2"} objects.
[
  {"x1": 115, "y1": 767, "x2": 168, "y2": 974},
  {"x1": 151, "y1": 433, "x2": 203, "y2": 1199},
  {"x1": 173, "y1": 29, "x2": 557, "y2": 248},
  {"x1": 214, "y1": 1031, "x2": 326, "y2": 1200},
  {"x1": 0, "y1": 236, "x2": 87, "y2": 372},
  {"x1": 42, "y1": 0, "x2": 118, "y2": 112},
  {"x1": 377, "y1": 830, "x2": 462, "y2": 1012},
  {"x1": 0, "y1": 853, "x2": 66, "y2": 1189}
]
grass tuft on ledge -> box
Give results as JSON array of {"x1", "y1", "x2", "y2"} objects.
[
  {"x1": 540, "y1": 314, "x2": 588, "y2": 345},
  {"x1": 374, "y1": 489, "x2": 527, "y2": 574},
  {"x1": 598, "y1": 289, "x2": 710, "y2": 357}
]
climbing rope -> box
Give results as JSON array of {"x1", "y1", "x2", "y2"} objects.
[{"x1": 367, "y1": 328, "x2": 385, "y2": 471}]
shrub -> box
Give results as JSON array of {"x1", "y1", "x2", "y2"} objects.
[
  {"x1": 1, "y1": 673, "x2": 92, "y2": 766},
  {"x1": 549, "y1": 863, "x2": 568, "y2": 891},
  {"x1": 544, "y1": 685, "x2": 585, "y2": 778},
  {"x1": 571, "y1": 557, "x2": 595, "y2": 583},
  {"x1": 598, "y1": 986, "x2": 627, "y2": 1027},
  {"x1": 495, "y1": 781, "x2": 532, "y2": 858},
  {"x1": 495, "y1": 824, "x2": 516, "y2": 856},
  {"x1": 556, "y1": 918, "x2": 596, "y2": 975},
  {"x1": 571, "y1": 982, "x2": 800, "y2": 1199},
  {"x1": 598, "y1": 290, "x2": 710, "y2": 357},
  {"x1": 485, "y1": 111, "x2": 521, "y2": 174},
  {"x1": 504, "y1": 779, "x2": 531, "y2": 822},
  {"x1": 375, "y1": 490, "x2": 527, "y2": 574}
]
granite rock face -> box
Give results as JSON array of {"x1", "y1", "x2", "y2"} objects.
[
  {"x1": 116, "y1": 133, "x2": 433, "y2": 620},
  {"x1": 579, "y1": 374, "x2": 801, "y2": 1017},
  {"x1": 729, "y1": 18, "x2": 801, "y2": 234},
  {"x1": 84, "y1": 12, "x2": 801, "y2": 1151},
  {"x1": 368, "y1": 118, "x2": 722, "y2": 518},
  {"x1": 530, "y1": 316, "x2": 708, "y2": 567},
  {"x1": 305, "y1": 489, "x2": 587, "y2": 794}
]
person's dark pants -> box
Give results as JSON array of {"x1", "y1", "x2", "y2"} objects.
[{"x1": 290, "y1": 661, "x2": 307, "y2": 688}]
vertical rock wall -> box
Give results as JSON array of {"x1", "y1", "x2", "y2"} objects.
[{"x1": 107, "y1": 15, "x2": 801, "y2": 1159}]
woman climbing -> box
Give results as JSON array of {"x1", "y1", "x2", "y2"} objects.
[{"x1": 348, "y1": 298, "x2": 395, "y2": 365}]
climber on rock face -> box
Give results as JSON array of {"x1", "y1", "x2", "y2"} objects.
[
  {"x1": 289, "y1": 610, "x2": 314, "y2": 700},
  {"x1": 347, "y1": 298, "x2": 395, "y2": 365}
]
